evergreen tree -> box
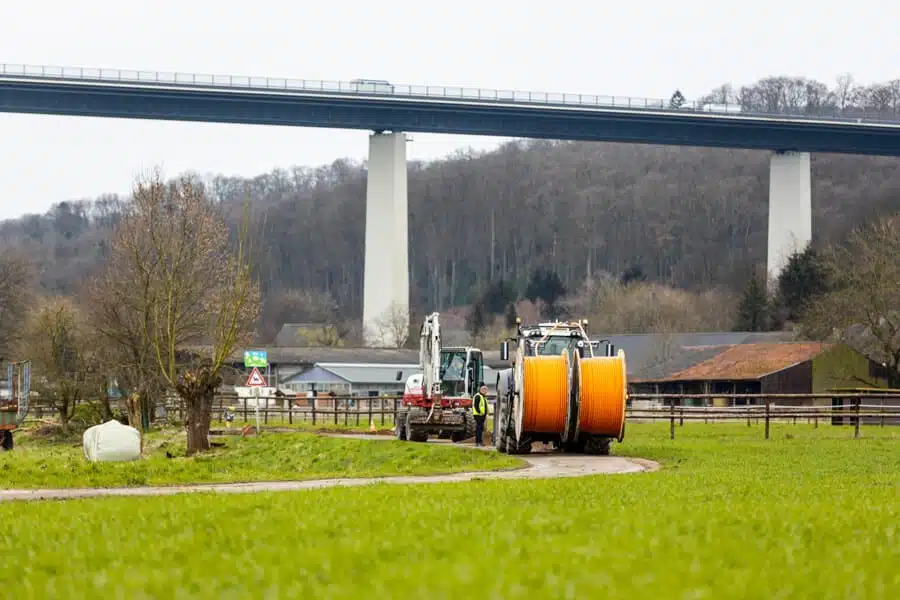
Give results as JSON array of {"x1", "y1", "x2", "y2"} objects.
[
  {"x1": 735, "y1": 273, "x2": 769, "y2": 331},
  {"x1": 620, "y1": 264, "x2": 646, "y2": 285},
  {"x1": 480, "y1": 279, "x2": 517, "y2": 315},
  {"x1": 504, "y1": 302, "x2": 518, "y2": 329},
  {"x1": 525, "y1": 268, "x2": 567, "y2": 318},
  {"x1": 466, "y1": 300, "x2": 488, "y2": 340},
  {"x1": 774, "y1": 245, "x2": 830, "y2": 326}
]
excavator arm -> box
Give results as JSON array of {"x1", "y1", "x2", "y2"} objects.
[{"x1": 419, "y1": 312, "x2": 442, "y2": 401}]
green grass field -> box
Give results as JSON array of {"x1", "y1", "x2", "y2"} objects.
[
  {"x1": 1, "y1": 423, "x2": 898, "y2": 599},
  {"x1": 0, "y1": 426, "x2": 522, "y2": 489}
]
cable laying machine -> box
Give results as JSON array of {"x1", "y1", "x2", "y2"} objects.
[
  {"x1": 494, "y1": 318, "x2": 627, "y2": 455},
  {"x1": 395, "y1": 312, "x2": 482, "y2": 443}
]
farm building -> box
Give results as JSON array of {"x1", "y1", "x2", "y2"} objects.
[
  {"x1": 221, "y1": 332, "x2": 804, "y2": 398},
  {"x1": 221, "y1": 345, "x2": 501, "y2": 400},
  {"x1": 597, "y1": 331, "x2": 796, "y2": 379},
  {"x1": 281, "y1": 361, "x2": 501, "y2": 398},
  {"x1": 222, "y1": 330, "x2": 892, "y2": 403},
  {"x1": 281, "y1": 362, "x2": 420, "y2": 397},
  {"x1": 223, "y1": 346, "x2": 420, "y2": 390},
  {"x1": 627, "y1": 341, "x2": 890, "y2": 403}
]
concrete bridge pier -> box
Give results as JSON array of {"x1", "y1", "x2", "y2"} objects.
[
  {"x1": 767, "y1": 150, "x2": 812, "y2": 288},
  {"x1": 362, "y1": 131, "x2": 410, "y2": 347}
]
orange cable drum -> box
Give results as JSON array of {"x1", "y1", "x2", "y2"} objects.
[
  {"x1": 578, "y1": 354, "x2": 627, "y2": 438},
  {"x1": 522, "y1": 355, "x2": 569, "y2": 434}
]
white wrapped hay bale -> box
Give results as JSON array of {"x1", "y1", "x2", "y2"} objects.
[{"x1": 82, "y1": 419, "x2": 141, "y2": 462}]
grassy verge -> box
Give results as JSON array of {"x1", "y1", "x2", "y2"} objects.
[
  {"x1": 0, "y1": 425, "x2": 523, "y2": 489},
  {"x1": 1, "y1": 422, "x2": 898, "y2": 598}
]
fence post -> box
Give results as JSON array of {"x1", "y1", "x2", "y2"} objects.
[
  {"x1": 243, "y1": 397, "x2": 247, "y2": 423},
  {"x1": 881, "y1": 398, "x2": 885, "y2": 428},
  {"x1": 765, "y1": 400, "x2": 770, "y2": 440},
  {"x1": 669, "y1": 400, "x2": 675, "y2": 440},
  {"x1": 854, "y1": 398, "x2": 861, "y2": 439},
  {"x1": 368, "y1": 397, "x2": 373, "y2": 426},
  {"x1": 312, "y1": 397, "x2": 317, "y2": 425}
]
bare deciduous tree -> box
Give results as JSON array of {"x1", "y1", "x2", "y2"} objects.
[
  {"x1": 369, "y1": 302, "x2": 410, "y2": 348},
  {"x1": 259, "y1": 287, "x2": 354, "y2": 346},
  {"x1": 82, "y1": 238, "x2": 165, "y2": 437},
  {"x1": 24, "y1": 296, "x2": 93, "y2": 434},
  {"x1": 800, "y1": 216, "x2": 900, "y2": 386},
  {"x1": 0, "y1": 250, "x2": 32, "y2": 362},
  {"x1": 105, "y1": 171, "x2": 260, "y2": 455},
  {"x1": 576, "y1": 278, "x2": 738, "y2": 335}
]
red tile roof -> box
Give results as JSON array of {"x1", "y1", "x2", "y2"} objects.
[{"x1": 663, "y1": 342, "x2": 832, "y2": 381}]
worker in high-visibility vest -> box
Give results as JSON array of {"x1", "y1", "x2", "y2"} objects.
[{"x1": 472, "y1": 385, "x2": 489, "y2": 446}]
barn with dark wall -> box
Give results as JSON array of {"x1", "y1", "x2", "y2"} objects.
[{"x1": 629, "y1": 342, "x2": 888, "y2": 404}]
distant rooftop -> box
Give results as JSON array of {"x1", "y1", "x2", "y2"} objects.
[
  {"x1": 634, "y1": 342, "x2": 832, "y2": 382},
  {"x1": 597, "y1": 331, "x2": 796, "y2": 378},
  {"x1": 668, "y1": 342, "x2": 830, "y2": 381},
  {"x1": 221, "y1": 331, "x2": 803, "y2": 374}
]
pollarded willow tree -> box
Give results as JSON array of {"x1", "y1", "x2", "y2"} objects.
[{"x1": 101, "y1": 170, "x2": 260, "y2": 455}]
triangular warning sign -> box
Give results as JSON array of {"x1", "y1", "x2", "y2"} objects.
[{"x1": 246, "y1": 367, "x2": 267, "y2": 387}]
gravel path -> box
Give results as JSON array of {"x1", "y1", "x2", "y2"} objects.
[{"x1": 0, "y1": 449, "x2": 657, "y2": 503}]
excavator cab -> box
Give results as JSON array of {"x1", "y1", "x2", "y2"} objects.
[
  {"x1": 466, "y1": 350, "x2": 484, "y2": 396},
  {"x1": 439, "y1": 347, "x2": 483, "y2": 398}
]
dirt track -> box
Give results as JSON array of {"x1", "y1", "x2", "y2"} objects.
[{"x1": 0, "y1": 435, "x2": 659, "y2": 503}]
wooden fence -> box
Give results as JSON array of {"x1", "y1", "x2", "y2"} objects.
[
  {"x1": 197, "y1": 392, "x2": 900, "y2": 439},
  {"x1": 627, "y1": 393, "x2": 900, "y2": 440},
  {"x1": 208, "y1": 393, "x2": 410, "y2": 428},
  {"x1": 22, "y1": 392, "x2": 900, "y2": 441}
]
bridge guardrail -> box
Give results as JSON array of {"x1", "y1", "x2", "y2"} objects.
[{"x1": 3, "y1": 62, "x2": 900, "y2": 126}]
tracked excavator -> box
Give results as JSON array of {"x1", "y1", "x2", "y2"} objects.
[
  {"x1": 494, "y1": 318, "x2": 627, "y2": 455},
  {"x1": 396, "y1": 312, "x2": 482, "y2": 443}
]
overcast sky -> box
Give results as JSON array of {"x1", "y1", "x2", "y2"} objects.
[{"x1": 1, "y1": 0, "x2": 898, "y2": 220}]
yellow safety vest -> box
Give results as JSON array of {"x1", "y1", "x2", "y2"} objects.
[{"x1": 472, "y1": 393, "x2": 487, "y2": 416}]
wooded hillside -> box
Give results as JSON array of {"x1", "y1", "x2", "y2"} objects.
[{"x1": 2, "y1": 74, "x2": 900, "y2": 342}]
